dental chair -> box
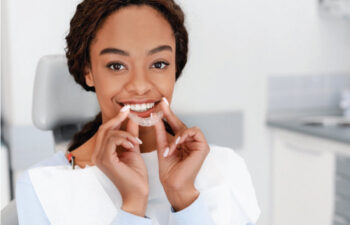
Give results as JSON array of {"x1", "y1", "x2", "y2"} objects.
[
  {"x1": 1, "y1": 54, "x2": 100, "y2": 225},
  {"x1": 1, "y1": 54, "x2": 243, "y2": 225}
]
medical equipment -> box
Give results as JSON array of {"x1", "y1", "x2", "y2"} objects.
[{"x1": 128, "y1": 111, "x2": 164, "y2": 127}]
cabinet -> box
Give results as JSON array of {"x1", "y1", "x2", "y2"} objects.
[
  {"x1": 319, "y1": 0, "x2": 350, "y2": 19},
  {"x1": 334, "y1": 156, "x2": 350, "y2": 225},
  {"x1": 271, "y1": 128, "x2": 350, "y2": 225}
]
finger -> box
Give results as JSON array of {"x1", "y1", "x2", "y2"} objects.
[
  {"x1": 126, "y1": 118, "x2": 141, "y2": 153},
  {"x1": 109, "y1": 130, "x2": 141, "y2": 147},
  {"x1": 154, "y1": 118, "x2": 169, "y2": 158},
  {"x1": 178, "y1": 127, "x2": 203, "y2": 145},
  {"x1": 97, "y1": 135, "x2": 135, "y2": 166},
  {"x1": 160, "y1": 97, "x2": 187, "y2": 133},
  {"x1": 167, "y1": 127, "x2": 203, "y2": 158},
  {"x1": 109, "y1": 105, "x2": 131, "y2": 130},
  {"x1": 102, "y1": 131, "x2": 139, "y2": 161},
  {"x1": 91, "y1": 105, "x2": 130, "y2": 163},
  {"x1": 167, "y1": 133, "x2": 182, "y2": 157}
]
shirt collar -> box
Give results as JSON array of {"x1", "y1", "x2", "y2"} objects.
[{"x1": 60, "y1": 150, "x2": 166, "y2": 201}]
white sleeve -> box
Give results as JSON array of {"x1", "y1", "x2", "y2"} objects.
[
  {"x1": 222, "y1": 147, "x2": 261, "y2": 224},
  {"x1": 170, "y1": 192, "x2": 217, "y2": 225},
  {"x1": 109, "y1": 209, "x2": 152, "y2": 225},
  {"x1": 190, "y1": 145, "x2": 261, "y2": 225}
]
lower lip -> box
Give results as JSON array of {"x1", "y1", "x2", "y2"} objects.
[{"x1": 125, "y1": 102, "x2": 160, "y2": 118}]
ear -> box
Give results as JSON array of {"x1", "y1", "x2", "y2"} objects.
[{"x1": 84, "y1": 65, "x2": 94, "y2": 87}]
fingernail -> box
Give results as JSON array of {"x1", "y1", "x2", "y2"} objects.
[
  {"x1": 120, "y1": 105, "x2": 130, "y2": 112},
  {"x1": 128, "y1": 141, "x2": 134, "y2": 149},
  {"x1": 135, "y1": 137, "x2": 143, "y2": 144},
  {"x1": 162, "y1": 97, "x2": 169, "y2": 106},
  {"x1": 163, "y1": 147, "x2": 169, "y2": 158},
  {"x1": 175, "y1": 136, "x2": 181, "y2": 145},
  {"x1": 150, "y1": 113, "x2": 153, "y2": 118}
]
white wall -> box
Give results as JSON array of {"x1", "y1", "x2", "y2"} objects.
[
  {"x1": 2, "y1": 0, "x2": 350, "y2": 224},
  {"x1": 2, "y1": 0, "x2": 82, "y2": 126},
  {"x1": 174, "y1": 1, "x2": 350, "y2": 224}
]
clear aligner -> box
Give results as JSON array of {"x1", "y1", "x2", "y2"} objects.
[{"x1": 128, "y1": 111, "x2": 164, "y2": 127}]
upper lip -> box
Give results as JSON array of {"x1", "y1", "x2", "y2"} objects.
[{"x1": 118, "y1": 99, "x2": 160, "y2": 105}]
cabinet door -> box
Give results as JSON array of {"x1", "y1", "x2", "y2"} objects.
[{"x1": 272, "y1": 133, "x2": 335, "y2": 225}]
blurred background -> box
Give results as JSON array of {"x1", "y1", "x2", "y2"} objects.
[{"x1": 1, "y1": 0, "x2": 350, "y2": 225}]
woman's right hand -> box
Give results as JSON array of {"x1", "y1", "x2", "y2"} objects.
[{"x1": 91, "y1": 106, "x2": 149, "y2": 217}]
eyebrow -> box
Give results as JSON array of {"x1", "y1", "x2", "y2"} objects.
[{"x1": 99, "y1": 45, "x2": 173, "y2": 56}]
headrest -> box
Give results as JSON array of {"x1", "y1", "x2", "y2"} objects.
[{"x1": 32, "y1": 55, "x2": 100, "y2": 131}]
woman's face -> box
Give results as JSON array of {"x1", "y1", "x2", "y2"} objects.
[{"x1": 85, "y1": 5, "x2": 176, "y2": 123}]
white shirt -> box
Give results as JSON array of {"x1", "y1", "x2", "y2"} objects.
[{"x1": 16, "y1": 144, "x2": 261, "y2": 225}]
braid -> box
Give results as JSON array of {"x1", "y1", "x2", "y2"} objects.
[{"x1": 67, "y1": 112, "x2": 102, "y2": 151}]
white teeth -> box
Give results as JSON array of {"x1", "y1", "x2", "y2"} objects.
[{"x1": 125, "y1": 102, "x2": 155, "y2": 112}]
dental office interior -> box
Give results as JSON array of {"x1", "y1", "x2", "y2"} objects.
[{"x1": 1, "y1": 0, "x2": 350, "y2": 224}]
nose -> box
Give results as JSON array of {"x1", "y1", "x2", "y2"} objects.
[{"x1": 125, "y1": 69, "x2": 153, "y2": 95}]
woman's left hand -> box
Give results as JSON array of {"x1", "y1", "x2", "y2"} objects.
[{"x1": 154, "y1": 98, "x2": 210, "y2": 211}]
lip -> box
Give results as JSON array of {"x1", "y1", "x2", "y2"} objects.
[{"x1": 117, "y1": 99, "x2": 161, "y2": 118}]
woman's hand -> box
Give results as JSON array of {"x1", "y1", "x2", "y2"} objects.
[
  {"x1": 91, "y1": 106, "x2": 149, "y2": 217},
  {"x1": 154, "y1": 98, "x2": 210, "y2": 211}
]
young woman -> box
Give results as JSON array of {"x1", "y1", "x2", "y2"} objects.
[{"x1": 15, "y1": 0, "x2": 261, "y2": 224}]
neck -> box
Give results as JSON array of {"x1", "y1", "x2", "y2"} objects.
[{"x1": 138, "y1": 125, "x2": 158, "y2": 153}]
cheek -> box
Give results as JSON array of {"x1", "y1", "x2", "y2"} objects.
[
  {"x1": 93, "y1": 74, "x2": 125, "y2": 110},
  {"x1": 93, "y1": 65, "x2": 125, "y2": 92},
  {"x1": 95, "y1": 76, "x2": 124, "y2": 96},
  {"x1": 156, "y1": 75, "x2": 175, "y2": 97}
]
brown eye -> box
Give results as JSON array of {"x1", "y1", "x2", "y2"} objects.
[
  {"x1": 152, "y1": 61, "x2": 169, "y2": 69},
  {"x1": 107, "y1": 63, "x2": 126, "y2": 71}
]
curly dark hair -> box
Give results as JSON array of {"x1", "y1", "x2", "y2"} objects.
[{"x1": 65, "y1": 0, "x2": 188, "y2": 152}]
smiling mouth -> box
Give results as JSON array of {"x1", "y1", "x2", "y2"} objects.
[{"x1": 118, "y1": 100, "x2": 161, "y2": 113}]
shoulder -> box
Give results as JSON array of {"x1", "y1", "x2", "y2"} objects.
[
  {"x1": 197, "y1": 143, "x2": 250, "y2": 193},
  {"x1": 207, "y1": 144, "x2": 245, "y2": 165},
  {"x1": 204, "y1": 144, "x2": 248, "y2": 178},
  {"x1": 203, "y1": 144, "x2": 261, "y2": 223},
  {"x1": 203, "y1": 144, "x2": 252, "y2": 187},
  {"x1": 16, "y1": 151, "x2": 67, "y2": 186}
]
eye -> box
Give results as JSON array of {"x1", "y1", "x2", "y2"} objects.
[
  {"x1": 151, "y1": 61, "x2": 169, "y2": 69},
  {"x1": 106, "y1": 62, "x2": 126, "y2": 71}
]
